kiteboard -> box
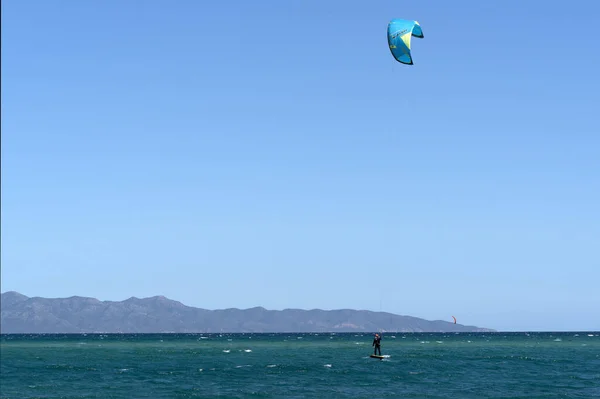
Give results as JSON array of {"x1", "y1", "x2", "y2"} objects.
[{"x1": 370, "y1": 354, "x2": 385, "y2": 359}]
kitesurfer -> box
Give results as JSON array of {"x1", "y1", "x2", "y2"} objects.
[{"x1": 372, "y1": 333, "x2": 382, "y2": 356}]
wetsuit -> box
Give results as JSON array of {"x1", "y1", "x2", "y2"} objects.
[{"x1": 373, "y1": 335, "x2": 381, "y2": 355}]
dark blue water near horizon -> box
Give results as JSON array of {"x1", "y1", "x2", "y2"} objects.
[{"x1": 1, "y1": 331, "x2": 599, "y2": 398}]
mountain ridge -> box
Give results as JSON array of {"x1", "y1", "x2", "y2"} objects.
[{"x1": 0, "y1": 291, "x2": 495, "y2": 333}]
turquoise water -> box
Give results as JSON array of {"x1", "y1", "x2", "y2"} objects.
[{"x1": 1, "y1": 332, "x2": 598, "y2": 398}]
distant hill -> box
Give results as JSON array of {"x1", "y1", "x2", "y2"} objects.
[{"x1": 0, "y1": 291, "x2": 495, "y2": 334}]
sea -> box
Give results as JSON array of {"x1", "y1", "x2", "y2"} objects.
[{"x1": 1, "y1": 332, "x2": 598, "y2": 398}]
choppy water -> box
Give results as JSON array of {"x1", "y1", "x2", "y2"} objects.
[{"x1": 1, "y1": 332, "x2": 599, "y2": 398}]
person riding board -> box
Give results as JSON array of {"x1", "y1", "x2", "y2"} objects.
[{"x1": 372, "y1": 333, "x2": 382, "y2": 356}]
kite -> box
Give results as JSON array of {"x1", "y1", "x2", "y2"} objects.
[{"x1": 387, "y1": 19, "x2": 424, "y2": 65}]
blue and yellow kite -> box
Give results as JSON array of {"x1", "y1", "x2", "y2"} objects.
[{"x1": 387, "y1": 19, "x2": 424, "y2": 65}]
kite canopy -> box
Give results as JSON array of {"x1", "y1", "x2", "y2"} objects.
[{"x1": 387, "y1": 19, "x2": 424, "y2": 65}]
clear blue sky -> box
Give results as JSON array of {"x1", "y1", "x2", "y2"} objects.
[{"x1": 2, "y1": 0, "x2": 599, "y2": 332}]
